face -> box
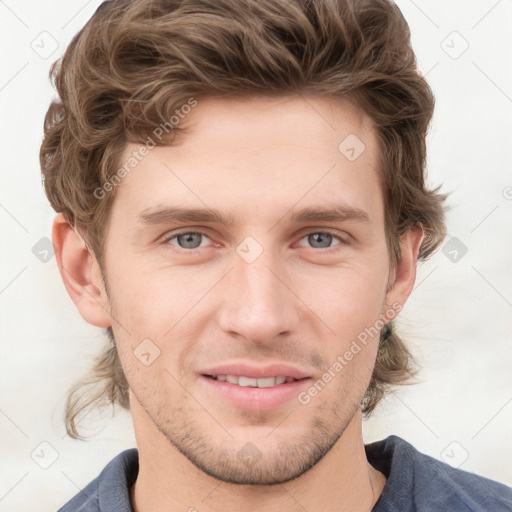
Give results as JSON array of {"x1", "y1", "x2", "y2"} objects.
[{"x1": 101, "y1": 95, "x2": 395, "y2": 484}]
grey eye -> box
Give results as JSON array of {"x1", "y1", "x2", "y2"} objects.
[
  {"x1": 307, "y1": 232, "x2": 334, "y2": 249},
  {"x1": 171, "y1": 232, "x2": 206, "y2": 249}
]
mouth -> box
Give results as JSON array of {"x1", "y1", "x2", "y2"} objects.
[
  {"x1": 199, "y1": 373, "x2": 312, "y2": 412},
  {"x1": 203, "y1": 374, "x2": 300, "y2": 388}
]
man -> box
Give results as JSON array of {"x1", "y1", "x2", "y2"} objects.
[{"x1": 40, "y1": 0, "x2": 511, "y2": 510}]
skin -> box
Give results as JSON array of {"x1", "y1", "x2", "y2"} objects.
[{"x1": 54, "y1": 94, "x2": 423, "y2": 512}]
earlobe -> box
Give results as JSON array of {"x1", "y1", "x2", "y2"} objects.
[
  {"x1": 382, "y1": 225, "x2": 424, "y2": 323},
  {"x1": 52, "y1": 213, "x2": 112, "y2": 328}
]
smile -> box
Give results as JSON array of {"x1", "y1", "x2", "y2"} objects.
[
  {"x1": 200, "y1": 373, "x2": 311, "y2": 411},
  {"x1": 205, "y1": 375, "x2": 298, "y2": 387}
]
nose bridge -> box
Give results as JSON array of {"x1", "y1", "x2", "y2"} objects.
[{"x1": 217, "y1": 241, "x2": 299, "y2": 343}]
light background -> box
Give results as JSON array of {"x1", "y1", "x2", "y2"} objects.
[{"x1": 0, "y1": 0, "x2": 511, "y2": 510}]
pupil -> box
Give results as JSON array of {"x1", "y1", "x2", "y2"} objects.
[
  {"x1": 179, "y1": 233, "x2": 201, "y2": 248},
  {"x1": 309, "y1": 233, "x2": 332, "y2": 248}
]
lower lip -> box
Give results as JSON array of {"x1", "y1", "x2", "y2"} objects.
[{"x1": 199, "y1": 375, "x2": 311, "y2": 412}]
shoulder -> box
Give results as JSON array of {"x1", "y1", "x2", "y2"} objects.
[
  {"x1": 366, "y1": 435, "x2": 512, "y2": 512},
  {"x1": 57, "y1": 448, "x2": 139, "y2": 512}
]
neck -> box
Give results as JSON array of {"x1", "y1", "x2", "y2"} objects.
[{"x1": 130, "y1": 404, "x2": 386, "y2": 512}]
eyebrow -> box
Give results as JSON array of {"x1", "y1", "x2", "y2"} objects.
[{"x1": 137, "y1": 204, "x2": 371, "y2": 227}]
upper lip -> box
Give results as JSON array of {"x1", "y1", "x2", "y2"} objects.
[{"x1": 201, "y1": 362, "x2": 311, "y2": 380}]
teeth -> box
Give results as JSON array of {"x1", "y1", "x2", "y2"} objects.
[
  {"x1": 256, "y1": 377, "x2": 275, "y2": 387},
  {"x1": 238, "y1": 376, "x2": 258, "y2": 387},
  {"x1": 212, "y1": 375, "x2": 294, "y2": 387}
]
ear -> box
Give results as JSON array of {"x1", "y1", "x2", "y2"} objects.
[
  {"x1": 52, "y1": 213, "x2": 111, "y2": 328},
  {"x1": 382, "y1": 225, "x2": 424, "y2": 323}
]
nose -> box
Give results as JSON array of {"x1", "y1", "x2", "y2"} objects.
[{"x1": 216, "y1": 246, "x2": 300, "y2": 345}]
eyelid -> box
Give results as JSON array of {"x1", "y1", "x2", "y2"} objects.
[
  {"x1": 162, "y1": 228, "x2": 349, "y2": 253},
  {"x1": 163, "y1": 230, "x2": 214, "y2": 248},
  {"x1": 294, "y1": 229, "x2": 349, "y2": 249}
]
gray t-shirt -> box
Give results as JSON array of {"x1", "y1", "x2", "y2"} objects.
[{"x1": 57, "y1": 435, "x2": 512, "y2": 511}]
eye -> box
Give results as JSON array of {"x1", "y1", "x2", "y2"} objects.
[
  {"x1": 296, "y1": 231, "x2": 346, "y2": 250},
  {"x1": 165, "y1": 231, "x2": 212, "y2": 250},
  {"x1": 162, "y1": 229, "x2": 347, "y2": 253}
]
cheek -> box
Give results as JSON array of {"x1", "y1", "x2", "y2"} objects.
[
  {"x1": 107, "y1": 264, "x2": 212, "y2": 384},
  {"x1": 106, "y1": 235, "x2": 389, "y2": 343},
  {"x1": 293, "y1": 261, "x2": 388, "y2": 329},
  {"x1": 292, "y1": 264, "x2": 387, "y2": 390},
  {"x1": 107, "y1": 260, "x2": 192, "y2": 328}
]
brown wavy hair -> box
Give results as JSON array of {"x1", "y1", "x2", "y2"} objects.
[{"x1": 40, "y1": 0, "x2": 449, "y2": 439}]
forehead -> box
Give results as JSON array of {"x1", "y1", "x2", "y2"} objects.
[{"x1": 110, "y1": 94, "x2": 382, "y2": 226}]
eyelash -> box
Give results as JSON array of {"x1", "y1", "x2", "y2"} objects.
[{"x1": 162, "y1": 229, "x2": 348, "y2": 254}]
